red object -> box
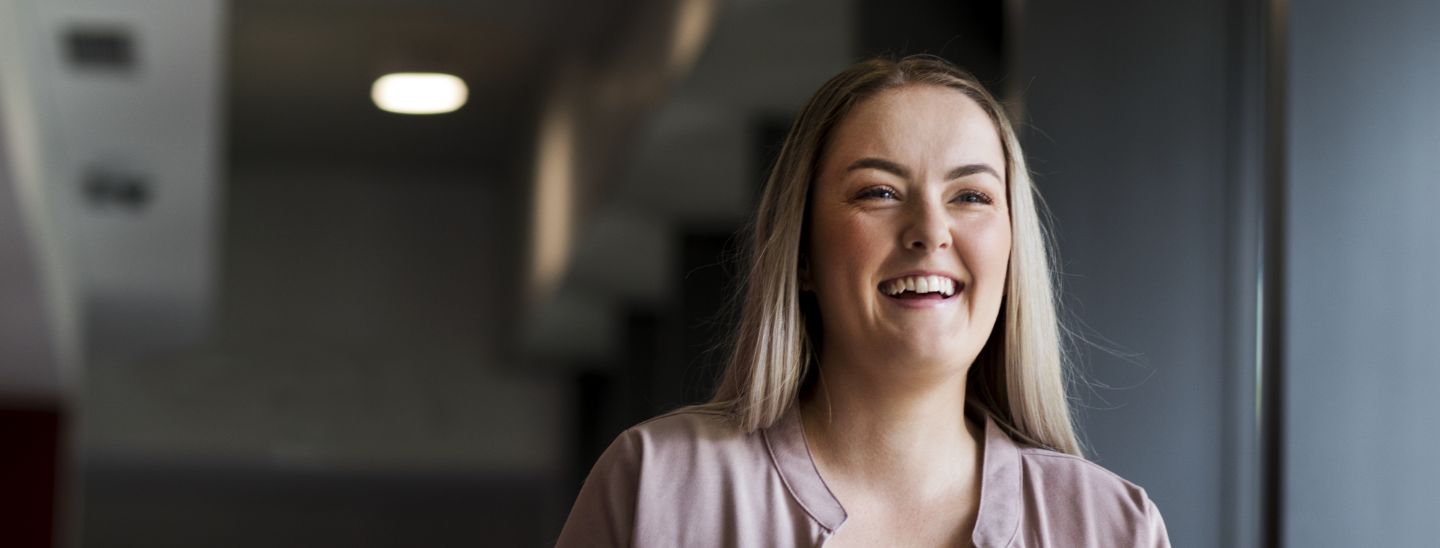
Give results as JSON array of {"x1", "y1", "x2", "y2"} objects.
[{"x1": 0, "y1": 403, "x2": 62, "y2": 548}]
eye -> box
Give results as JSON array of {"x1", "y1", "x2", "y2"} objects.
[
  {"x1": 954, "y1": 190, "x2": 993, "y2": 205},
  {"x1": 856, "y1": 186, "x2": 899, "y2": 201}
]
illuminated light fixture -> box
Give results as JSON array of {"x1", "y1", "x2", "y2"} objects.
[{"x1": 370, "y1": 72, "x2": 468, "y2": 114}]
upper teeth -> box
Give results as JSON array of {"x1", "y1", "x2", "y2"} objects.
[{"x1": 882, "y1": 275, "x2": 957, "y2": 297}]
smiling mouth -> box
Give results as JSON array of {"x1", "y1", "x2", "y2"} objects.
[{"x1": 879, "y1": 275, "x2": 962, "y2": 300}]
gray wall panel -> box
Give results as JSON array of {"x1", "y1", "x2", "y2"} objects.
[
  {"x1": 1286, "y1": 1, "x2": 1440, "y2": 545},
  {"x1": 1019, "y1": 1, "x2": 1233, "y2": 545}
]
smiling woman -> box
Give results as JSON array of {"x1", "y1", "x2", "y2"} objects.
[{"x1": 555, "y1": 56, "x2": 1170, "y2": 548}]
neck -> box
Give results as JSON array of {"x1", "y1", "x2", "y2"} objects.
[{"x1": 799, "y1": 351, "x2": 983, "y2": 492}]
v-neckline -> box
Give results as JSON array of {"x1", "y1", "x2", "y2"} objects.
[{"x1": 761, "y1": 403, "x2": 1024, "y2": 547}]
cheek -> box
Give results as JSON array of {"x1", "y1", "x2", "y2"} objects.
[
  {"x1": 808, "y1": 212, "x2": 887, "y2": 294},
  {"x1": 961, "y1": 218, "x2": 1013, "y2": 286}
]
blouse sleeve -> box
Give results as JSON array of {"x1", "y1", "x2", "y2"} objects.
[
  {"x1": 1142, "y1": 495, "x2": 1173, "y2": 547},
  {"x1": 554, "y1": 429, "x2": 643, "y2": 548}
]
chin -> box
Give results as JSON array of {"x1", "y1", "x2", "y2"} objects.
[{"x1": 891, "y1": 342, "x2": 977, "y2": 371}]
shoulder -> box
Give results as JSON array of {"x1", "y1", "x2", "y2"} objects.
[
  {"x1": 628, "y1": 406, "x2": 744, "y2": 441},
  {"x1": 556, "y1": 408, "x2": 759, "y2": 547},
  {"x1": 615, "y1": 406, "x2": 764, "y2": 463},
  {"x1": 1016, "y1": 446, "x2": 1153, "y2": 510},
  {"x1": 1013, "y1": 446, "x2": 1170, "y2": 545},
  {"x1": 580, "y1": 407, "x2": 763, "y2": 476}
]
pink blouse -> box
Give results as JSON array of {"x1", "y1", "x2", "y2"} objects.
[{"x1": 555, "y1": 405, "x2": 1170, "y2": 547}]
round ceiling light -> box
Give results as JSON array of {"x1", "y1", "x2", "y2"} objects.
[{"x1": 370, "y1": 72, "x2": 468, "y2": 115}]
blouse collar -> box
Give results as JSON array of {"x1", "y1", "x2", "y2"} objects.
[{"x1": 761, "y1": 403, "x2": 1022, "y2": 546}]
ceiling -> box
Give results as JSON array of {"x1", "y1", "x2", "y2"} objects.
[
  {"x1": 228, "y1": 0, "x2": 647, "y2": 174},
  {"x1": 0, "y1": 0, "x2": 703, "y2": 402}
]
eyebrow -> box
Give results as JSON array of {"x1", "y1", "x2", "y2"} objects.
[{"x1": 845, "y1": 157, "x2": 1002, "y2": 182}]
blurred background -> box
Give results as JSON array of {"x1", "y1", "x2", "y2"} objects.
[{"x1": 1, "y1": 0, "x2": 1437, "y2": 546}]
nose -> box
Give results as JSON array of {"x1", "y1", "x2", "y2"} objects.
[{"x1": 901, "y1": 199, "x2": 952, "y2": 252}]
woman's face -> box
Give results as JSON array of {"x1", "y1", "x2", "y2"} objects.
[{"x1": 807, "y1": 84, "x2": 1010, "y2": 378}]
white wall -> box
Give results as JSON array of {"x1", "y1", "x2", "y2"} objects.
[
  {"x1": 0, "y1": 106, "x2": 60, "y2": 400},
  {"x1": 0, "y1": 0, "x2": 228, "y2": 400}
]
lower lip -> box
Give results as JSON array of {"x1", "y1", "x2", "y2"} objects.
[{"x1": 881, "y1": 291, "x2": 961, "y2": 309}]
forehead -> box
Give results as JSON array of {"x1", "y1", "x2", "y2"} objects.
[{"x1": 823, "y1": 85, "x2": 1005, "y2": 173}]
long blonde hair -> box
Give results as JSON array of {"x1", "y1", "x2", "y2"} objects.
[{"x1": 704, "y1": 55, "x2": 1080, "y2": 456}]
